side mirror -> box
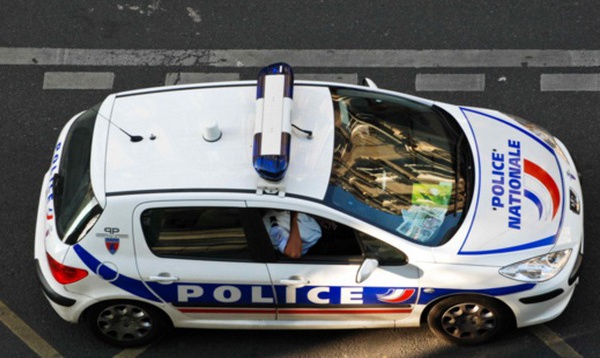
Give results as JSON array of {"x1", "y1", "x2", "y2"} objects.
[
  {"x1": 362, "y1": 77, "x2": 378, "y2": 89},
  {"x1": 356, "y1": 258, "x2": 379, "y2": 283}
]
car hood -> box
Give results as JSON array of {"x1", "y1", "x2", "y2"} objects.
[{"x1": 455, "y1": 107, "x2": 564, "y2": 256}]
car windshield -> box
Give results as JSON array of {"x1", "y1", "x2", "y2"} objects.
[
  {"x1": 53, "y1": 104, "x2": 102, "y2": 243},
  {"x1": 324, "y1": 88, "x2": 473, "y2": 247}
]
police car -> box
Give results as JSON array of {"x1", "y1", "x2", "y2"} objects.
[{"x1": 35, "y1": 63, "x2": 583, "y2": 347}]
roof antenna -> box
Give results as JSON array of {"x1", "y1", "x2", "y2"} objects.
[
  {"x1": 116, "y1": 126, "x2": 144, "y2": 142},
  {"x1": 96, "y1": 110, "x2": 144, "y2": 142}
]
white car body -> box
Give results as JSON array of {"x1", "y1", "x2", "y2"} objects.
[{"x1": 35, "y1": 68, "x2": 583, "y2": 346}]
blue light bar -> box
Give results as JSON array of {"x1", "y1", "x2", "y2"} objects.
[
  {"x1": 256, "y1": 63, "x2": 294, "y2": 99},
  {"x1": 253, "y1": 63, "x2": 294, "y2": 182},
  {"x1": 252, "y1": 133, "x2": 291, "y2": 181}
]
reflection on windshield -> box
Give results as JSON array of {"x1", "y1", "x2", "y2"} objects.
[{"x1": 325, "y1": 88, "x2": 472, "y2": 247}]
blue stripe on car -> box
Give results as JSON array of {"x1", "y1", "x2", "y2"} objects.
[
  {"x1": 73, "y1": 244, "x2": 162, "y2": 302},
  {"x1": 73, "y1": 245, "x2": 535, "y2": 306},
  {"x1": 418, "y1": 283, "x2": 536, "y2": 304},
  {"x1": 524, "y1": 189, "x2": 544, "y2": 220}
]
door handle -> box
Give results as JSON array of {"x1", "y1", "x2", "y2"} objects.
[
  {"x1": 279, "y1": 275, "x2": 309, "y2": 288},
  {"x1": 148, "y1": 273, "x2": 180, "y2": 283}
]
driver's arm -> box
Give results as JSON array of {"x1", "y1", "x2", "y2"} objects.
[{"x1": 283, "y1": 211, "x2": 302, "y2": 259}]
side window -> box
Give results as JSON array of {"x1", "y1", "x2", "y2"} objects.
[
  {"x1": 305, "y1": 218, "x2": 407, "y2": 266},
  {"x1": 141, "y1": 207, "x2": 252, "y2": 261},
  {"x1": 304, "y1": 216, "x2": 363, "y2": 260},
  {"x1": 356, "y1": 231, "x2": 408, "y2": 266},
  {"x1": 260, "y1": 209, "x2": 406, "y2": 265}
]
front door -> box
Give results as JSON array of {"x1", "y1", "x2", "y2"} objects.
[
  {"x1": 254, "y1": 206, "x2": 420, "y2": 324},
  {"x1": 268, "y1": 260, "x2": 419, "y2": 324}
]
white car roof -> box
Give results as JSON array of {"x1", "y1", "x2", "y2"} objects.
[{"x1": 93, "y1": 82, "x2": 335, "y2": 201}]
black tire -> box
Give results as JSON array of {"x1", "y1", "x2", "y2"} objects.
[
  {"x1": 426, "y1": 295, "x2": 512, "y2": 345},
  {"x1": 85, "y1": 300, "x2": 172, "y2": 347}
]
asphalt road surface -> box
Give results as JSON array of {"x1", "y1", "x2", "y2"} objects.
[{"x1": 1, "y1": 1, "x2": 599, "y2": 357}]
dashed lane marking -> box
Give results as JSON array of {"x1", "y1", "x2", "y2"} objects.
[
  {"x1": 416, "y1": 73, "x2": 485, "y2": 91},
  {"x1": 541, "y1": 73, "x2": 600, "y2": 91},
  {"x1": 43, "y1": 71, "x2": 115, "y2": 90},
  {"x1": 0, "y1": 299, "x2": 62, "y2": 358},
  {"x1": 3, "y1": 48, "x2": 600, "y2": 67}
]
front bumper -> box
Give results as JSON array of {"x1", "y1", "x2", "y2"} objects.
[
  {"x1": 508, "y1": 237, "x2": 583, "y2": 328},
  {"x1": 518, "y1": 251, "x2": 582, "y2": 305}
]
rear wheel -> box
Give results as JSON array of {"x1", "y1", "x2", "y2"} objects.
[
  {"x1": 427, "y1": 295, "x2": 512, "y2": 345},
  {"x1": 85, "y1": 301, "x2": 171, "y2": 347}
]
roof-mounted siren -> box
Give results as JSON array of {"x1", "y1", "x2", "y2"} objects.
[{"x1": 253, "y1": 63, "x2": 294, "y2": 182}]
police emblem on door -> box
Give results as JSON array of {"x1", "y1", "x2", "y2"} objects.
[{"x1": 105, "y1": 238, "x2": 120, "y2": 255}]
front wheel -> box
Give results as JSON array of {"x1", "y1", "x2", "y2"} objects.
[
  {"x1": 85, "y1": 301, "x2": 172, "y2": 347},
  {"x1": 426, "y1": 295, "x2": 513, "y2": 345}
]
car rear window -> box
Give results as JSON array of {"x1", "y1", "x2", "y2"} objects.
[{"x1": 53, "y1": 105, "x2": 102, "y2": 243}]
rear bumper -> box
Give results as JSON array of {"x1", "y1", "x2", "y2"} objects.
[{"x1": 35, "y1": 259, "x2": 76, "y2": 307}]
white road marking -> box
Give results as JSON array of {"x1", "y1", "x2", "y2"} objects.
[
  {"x1": 10, "y1": 48, "x2": 597, "y2": 93},
  {"x1": 43, "y1": 72, "x2": 115, "y2": 90},
  {"x1": 113, "y1": 346, "x2": 150, "y2": 358},
  {"x1": 541, "y1": 73, "x2": 600, "y2": 91},
  {"x1": 164, "y1": 72, "x2": 240, "y2": 85},
  {"x1": 208, "y1": 49, "x2": 600, "y2": 68},
  {"x1": 2, "y1": 48, "x2": 600, "y2": 67},
  {"x1": 0, "y1": 299, "x2": 62, "y2": 357},
  {"x1": 416, "y1": 73, "x2": 485, "y2": 91},
  {"x1": 0, "y1": 48, "x2": 210, "y2": 66},
  {"x1": 529, "y1": 325, "x2": 583, "y2": 358},
  {"x1": 163, "y1": 72, "x2": 357, "y2": 86},
  {"x1": 296, "y1": 73, "x2": 358, "y2": 84}
]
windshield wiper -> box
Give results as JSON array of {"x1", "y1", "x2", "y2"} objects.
[{"x1": 453, "y1": 133, "x2": 465, "y2": 216}]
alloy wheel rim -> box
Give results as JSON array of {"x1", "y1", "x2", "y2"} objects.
[
  {"x1": 97, "y1": 304, "x2": 153, "y2": 342},
  {"x1": 440, "y1": 302, "x2": 497, "y2": 340}
]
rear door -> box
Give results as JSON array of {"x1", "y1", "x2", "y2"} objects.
[{"x1": 133, "y1": 201, "x2": 276, "y2": 321}]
